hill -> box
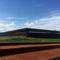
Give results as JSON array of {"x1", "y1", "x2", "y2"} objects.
[{"x1": 0, "y1": 28, "x2": 60, "y2": 38}]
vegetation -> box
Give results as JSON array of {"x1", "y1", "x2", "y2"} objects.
[{"x1": 0, "y1": 36, "x2": 60, "y2": 43}]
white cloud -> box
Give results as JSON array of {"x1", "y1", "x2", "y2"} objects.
[
  {"x1": 6, "y1": 16, "x2": 16, "y2": 20},
  {"x1": 0, "y1": 15, "x2": 60, "y2": 32},
  {"x1": 0, "y1": 11, "x2": 60, "y2": 32},
  {"x1": 0, "y1": 21, "x2": 17, "y2": 32},
  {"x1": 6, "y1": 16, "x2": 27, "y2": 20},
  {"x1": 50, "y1": 10, "x2": 60, "y2": 16},
  {"x1": 23, "y1": 15, "x2": 60, "y2": 31},
  {"x1": 0, "y1": 16, "x2": 27, "y2": 32}
]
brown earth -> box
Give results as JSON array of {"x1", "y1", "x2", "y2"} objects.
[{"x1": 0, "y1": 43, "x2": 60, "y2": 60}]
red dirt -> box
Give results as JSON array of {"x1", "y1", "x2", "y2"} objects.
[
  {"x1": 0, "y1": 44, "x2": 60, "y2": 60},
  {"x1": 0, "y1": 44, "x2": 60, "y2": 49}
]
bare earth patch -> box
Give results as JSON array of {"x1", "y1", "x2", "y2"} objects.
[{"x1": 0, "y1": 43, "x2": 60, "y2": 60}]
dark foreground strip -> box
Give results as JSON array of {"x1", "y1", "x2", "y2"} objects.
[
  {"x1": 0, "y1": 42, "x2": 60, "y2": 46},
  {"x1": 0, "y1": 45, "x2": 60, "y2": 57}
]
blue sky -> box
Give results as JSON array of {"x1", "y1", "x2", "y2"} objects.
[{"x1": 0, "y1": 0, "x2": 60, "y2": 32}]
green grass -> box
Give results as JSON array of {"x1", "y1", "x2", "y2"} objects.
[{"x1": 0, "y1": 36, "x2": 60, "y2": 43}]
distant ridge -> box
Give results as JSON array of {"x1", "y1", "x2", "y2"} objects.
[
  {"x1": 1, "y1": 28, "x2": 60, "y2": 33},
  {"x1": 0, "y1": 28, "x2": 60, "y2": 38}
]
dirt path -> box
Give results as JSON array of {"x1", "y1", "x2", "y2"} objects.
[
  {"x1": 0, "y1": 43, "x2": 60, "y2": 60},
  {"x1": 0, "y1": 44, "x2": 60, "y2": 49}
]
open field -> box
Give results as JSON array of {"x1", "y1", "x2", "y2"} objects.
[
  {"x1": 0, "y1": 36, "x2": 60, "y2": 43},
  {"x1": 0, "y1": 43, "x2": 60, "y2": 60}
]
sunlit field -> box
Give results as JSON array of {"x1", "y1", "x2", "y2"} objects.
[{"x1": 0, "y1": 36, "x2": 60, "y2": 43}]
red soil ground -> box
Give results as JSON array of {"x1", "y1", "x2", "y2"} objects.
[{"x1": 0, "y1": 43, "x2": 60, "y2": 60}]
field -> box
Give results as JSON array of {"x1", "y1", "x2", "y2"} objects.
[
  {"x1": 0, "y1": 36, "x2": 60, "y2": 43},
  {"x1": 0, "y1": 43, "x2": 60, "y2": 60},
  {"x1": 0, "y1": 36, "x2": 60, "y2": 60}
]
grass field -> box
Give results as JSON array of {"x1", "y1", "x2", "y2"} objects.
[{"x1": 0, "y1": 36, "x2": 60, "y2": 43}]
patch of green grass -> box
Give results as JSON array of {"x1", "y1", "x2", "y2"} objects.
[{"x1": 0, "y1": 36, "x2": 60, "y2": 43}]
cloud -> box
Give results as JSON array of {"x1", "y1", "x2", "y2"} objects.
[
  {"x1": 0, "y1": 20, "x2": 17, "y2": 32},
  {"x1": 6, "y1": 17, "x2": 16, "y2": 20},
  {"x1": 0, "y1": 11, "x2": 60, "y2": 32},
  {"x1": 0, "y1": 15, "x2": 60, "y2": 32},
  {"x1": 0, "y1": 16, "x2": 27, "y2": 32},
  {"x1": 23, "y1": 15, "x2": 60, "y2": 31},
  {"x1": 6, "y1": 16, "x2": 27, "y2": 20},
  {"x1": 49, "y1": 10, "x2": 60, "y2": 16}
]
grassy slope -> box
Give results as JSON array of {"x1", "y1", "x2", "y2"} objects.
[{"x1": 0, "y1": 36, "x2": 60, "y2": 43}]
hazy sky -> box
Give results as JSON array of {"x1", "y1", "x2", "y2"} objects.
[{"x1": 0, "y1": 0, "x2": 60, "y2": 32}]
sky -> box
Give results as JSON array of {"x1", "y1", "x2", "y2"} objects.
[{"x1": 0, "y1": 0, "x2": 60, "y2": 32}]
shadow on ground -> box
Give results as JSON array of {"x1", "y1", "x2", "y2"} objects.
[
  {"x1": 49, "y1": 57, "x2": 60, "y2": 60},
  {"x1": 0, "y1": 45, "x2": 60, "y2": 57},
  {"x1": 0, "y1": 42, "x2": 60, "y2": 46}
]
